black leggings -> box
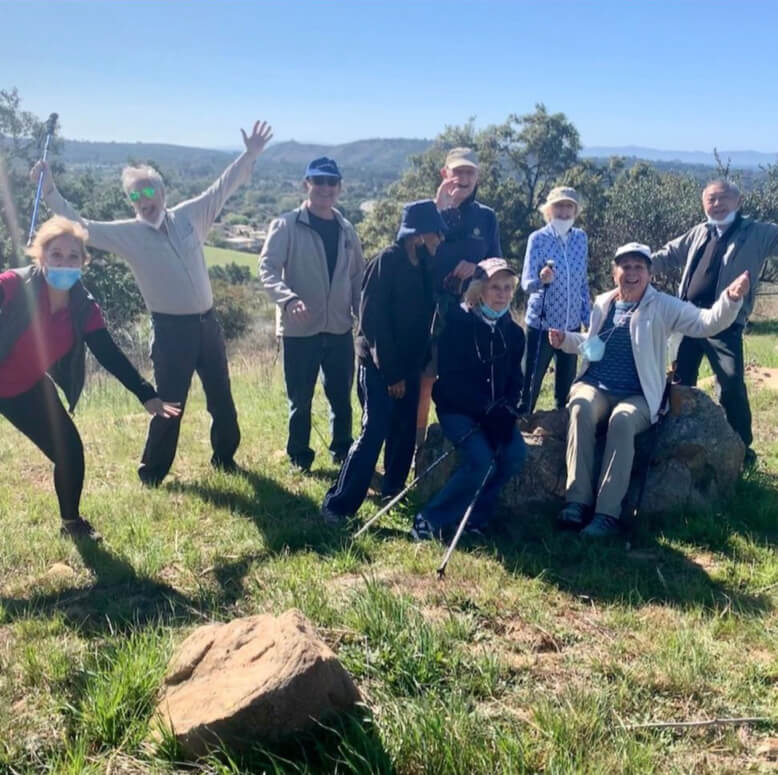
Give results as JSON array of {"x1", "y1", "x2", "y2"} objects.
[{"x1": 0, "y1": 377, "x2": 84, "y2": 520}]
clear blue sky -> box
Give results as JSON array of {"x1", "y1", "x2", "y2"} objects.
[{"x1": 2, "y1": 0, "x2": 776, "y2": 151}]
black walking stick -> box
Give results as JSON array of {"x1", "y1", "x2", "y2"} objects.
[
  {"x1": 525, "y1": 259, "x2": 555, "y2": 414},
  {"x1": 625, "y1": 376, "x2": 674, "y2": 550},
  {"x1": 28, "y1": 112, "x2": 58, "y2": 245},
  {"x1": 437, "y1": 457, "x2": 497, "y2": 578}
]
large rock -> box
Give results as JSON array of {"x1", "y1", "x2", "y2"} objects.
[
  {"x1": 154, "y1": 609, "x2": 360, "y2": 758},
  {"x1": 416, "y1": 386, "x2": 744, "y2": 519}
]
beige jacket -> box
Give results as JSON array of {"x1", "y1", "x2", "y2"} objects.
[
  {"x1": 259, "y1": 205, "x2": 364, "y2": 337},
  {"x1": 559, "y1": 285, "x2": 742, "y2": 422}
]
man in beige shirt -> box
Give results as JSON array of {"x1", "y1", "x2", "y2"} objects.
[{"x1": 32, "y1": 120, "x2": 273, "y2": 485}]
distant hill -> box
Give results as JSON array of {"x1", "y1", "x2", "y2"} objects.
[
  {"x1": 583, "y1": 146, "x2": 778, "y2": 169},
  {"x1": 54, "y1": 137, "x2": 432, "y2": 177}
]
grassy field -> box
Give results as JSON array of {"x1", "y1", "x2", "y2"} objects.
[
  {"x1": 203, "y1": 245, "x2": 258, "y2": 270},
  {"x1": 1, "y1": 329, "x2": 777, "y2": 773}
]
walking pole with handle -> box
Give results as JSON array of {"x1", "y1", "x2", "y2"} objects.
[
  {"x1": 27, "y1": 112, "x2": 58, "y2": 246},
  {"x1": 526, "y1": 259, "x2": 555, "y2": 413},
  {"x1": 437, "y1": 457, "x2": 496, "y2": 578},
  {"x1": 352, "y1": 398, "x2": 507, "y2": 540}
]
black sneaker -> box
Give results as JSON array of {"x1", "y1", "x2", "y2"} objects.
[
  {"x1": 557, "y1": 502, "x2": 588, "y2": 529},
  {"x1": 580, "y1": 513, "x2": 622, "y2": 538},
  {"x1": 212, "y1": 457, "x2": 238, "y2": 474},
  {"x1": 410, "y1": 514, "x2": 440, "y2": 542},
  {"x1": 320, "y1": 503, "x2": 347, "y2": 526},
  {"x1": 60, "y1": 517, "x2": 102, "y2": 542},
  {"x1": 744, "y1": 448, "x2": 758, "y2": 470}
]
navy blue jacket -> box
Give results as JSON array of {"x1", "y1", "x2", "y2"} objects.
[
  {"x1": 432, "y1": 303, "x2": 524, "y2": 419},
  {"x1": 433, "y1": 189, "x2": 502, "y2": 291},
  {"x1": 355, "y1": 242, "x2": 435, "y2": 385}
]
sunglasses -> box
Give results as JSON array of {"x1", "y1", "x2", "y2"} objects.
[
  {"x1": 128, "y1": 186, "x2": 156, "y2": 202},
  {"x1": 309, "y1": 176, "x2": 340, "y2": 187}
]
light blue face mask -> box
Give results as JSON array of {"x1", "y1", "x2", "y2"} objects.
[
  {"x1": 45, "y1": 267, "x2": 82, "y2": 291},
  {"x1": 579, "y1": 335, "x2": 606, "y2": 361},
  {"x1": 479, "y1": 302, "x2": 509, "y2": 320}
]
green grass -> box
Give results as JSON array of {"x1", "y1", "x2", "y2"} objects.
[
  {"x1": 204, "y1": 244, "x2": 258, "y2": 270},
  {"x1": 1, "y1": 332, "x2": 777, "y2": 773}
]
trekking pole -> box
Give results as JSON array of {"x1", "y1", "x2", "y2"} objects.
[
  {"x1": 626, "y1": 376, "x2": 674, "y2": 550},
  {"x1": 27, "y1": 112, "x2": 58, "y2": 246},
  {"x1": 437, "y1": 457, "x2": 497, "y2": 578},
  {"x1": 525, "y1": 259, "x2": 555, "y2": 413},
  {"x1": 352, "y1": 398, "x2": 506, "y2": 540}
]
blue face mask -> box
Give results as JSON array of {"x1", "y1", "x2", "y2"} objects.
[
  {"x1": 479, "y1": 302, "x2": 509, "y2": 320},
  {"x1": 579, "y1": 335, "x2": 606, "y2": 362},
  {"x1": 45, "y1": 267, "x2": 82, "y2": 291}
]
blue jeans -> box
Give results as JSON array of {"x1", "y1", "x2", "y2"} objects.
[
  {"x1": 324, "y1": 359, "x2": 419, "y2": 516},
  {"x1": 422, "y1": 412, "x2": 527, "y2": 530},
  {"x1": 282, "y1": 332, "x2": 354, "y2": 468}
]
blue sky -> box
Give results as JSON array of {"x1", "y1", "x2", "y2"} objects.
[{"x1": 2, "y1": 0, "x2": 776, "y2": 151}]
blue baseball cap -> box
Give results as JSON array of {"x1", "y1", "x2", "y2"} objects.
[
  {"x1": 304, "y1": 156, "x2": 341, "y2": 179},
  {"x1": 396, "y1": 199, "x2": 447, "y2": 241}
]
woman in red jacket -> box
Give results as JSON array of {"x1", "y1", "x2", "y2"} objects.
[{"x1": 0, "y1": 216, "x2": 179, "y2": 541}]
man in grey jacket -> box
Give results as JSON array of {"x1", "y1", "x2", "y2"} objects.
[
  {"x1": 32, "y1": 120, "x2": 273, "y2": 485},
  {"x1": 652, "y1": 179, "x2": 778, "y2": 465},
  {"x1": 259, "y1": 157, "x2": 364, "y2": 471}
]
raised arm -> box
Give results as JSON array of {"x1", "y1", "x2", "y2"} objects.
[
  {"x1": 651, "y1": 227, "x2": 695, "y2": 277},
  {"x1": 31, "y1": 161, "x2": 134, "y2": 255},
  {"x1": 175, "y1": 120, "x2": 273, "y2": 241}
]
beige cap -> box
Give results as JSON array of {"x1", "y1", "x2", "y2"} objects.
[
  {"x1": 476, "y1": 257, "x2": 517, "y2": 279},
  {"x1": 444, "y1": 147, "x2": 479, "y2": 170},
  {"x1": 539, "y1": 186, "x2": 582, "y2": 213}
]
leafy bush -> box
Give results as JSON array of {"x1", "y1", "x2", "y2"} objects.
[{"x1": 211, "y1": 277, "x2": 256, "y2": 340}]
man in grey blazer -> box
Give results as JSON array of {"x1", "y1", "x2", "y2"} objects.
[{"x1": 652, "y1": 180, "x2": 778, "y2": 465}]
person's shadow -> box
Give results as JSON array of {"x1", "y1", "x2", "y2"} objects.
[{"x1": 0, "y1": 539, "x2": 209, "y2": 636}]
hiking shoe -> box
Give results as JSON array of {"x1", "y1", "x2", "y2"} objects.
[
  {"x1": 410, "y1": 514, "x2": 440, "y2": 542},
  {"x1": 744, "y1": 447, "x2": 758, "y2": 470},
  {"x1": 557, "y1": 502, "x2": 588, "y2": 529},
  {"x1": 320, "y1": 503, "x2": 347, "y2": 526},
  {"x1": 60, "y1": 517, "x2": 102, "y2": 542},
  {"x1": 580, "y1": 513, "x2": 622, "y2": 538},
  {"x1": 212, "y1": 457, "x2": 238, "y2": 474}
]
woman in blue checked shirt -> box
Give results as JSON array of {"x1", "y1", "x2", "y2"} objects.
[{"x1": 518, "y1": 187, "x2": 590, "y2": 414}]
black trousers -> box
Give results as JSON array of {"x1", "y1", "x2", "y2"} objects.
[
  {"x1": 138, "y1": 310, "x2": 240, "y2": 485},
  {"x1": 0, "y1": 377, "x2": 84, "y2": 520},
  {"x1": 519, "y1": 325, "x2": 578, "y2": 413},
  {"x1": 675, "y1": 322, "x2": 752, "y2": 447},
  {"x1": 323, "y1": 360, "x2": 419, "y2": 516}
]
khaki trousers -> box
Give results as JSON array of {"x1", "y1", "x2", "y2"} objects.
[{"x1": 565, "y1": 382, "x2": 652, "y2": 518}]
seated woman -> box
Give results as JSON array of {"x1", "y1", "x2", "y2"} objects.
[
  {"x1": 321, "y1": 200, "x2": 445, "y2": 523},
  {"x1": 0, "y1": 216, "x2": 179, "y2": 541},
  {"x1": 413, "y1": 258, "x2": 527, "y2": 540},
  {"x1": 550, "y1": 242, "x2": 749, "y2": 537}
]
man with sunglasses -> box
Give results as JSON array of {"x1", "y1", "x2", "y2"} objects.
[
  {"x1": 32, "y1": 120, "x2": 273, "y2": 486},
  {"x1": 260, "y1": 157, "x2": 365, "y2": 472}
]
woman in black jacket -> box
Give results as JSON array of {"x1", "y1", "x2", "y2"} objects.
[
  {"x1": 321, "y1": 200, "x2": 445, "y2": 523},
  {"x1": 412, "y1": 258, "x2": 527, "y2": 540},
  {"x1": 0, "y1": 216, "x2": 179, "y2": 541}
]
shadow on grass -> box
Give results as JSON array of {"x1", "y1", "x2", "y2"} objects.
[
  {"x1": 428, "y1": 486, "x2": 774, "y2": 615},
  {"x1": 0, "y1": 541, "x2": 212, "y2": 635}
]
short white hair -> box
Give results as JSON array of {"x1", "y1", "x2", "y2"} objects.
[
  {"x1": 120, "y1": 164, "x2": 165, "y2": 197},
  {"x1": 703, "y1": 178, "x2": 741, "y2": 198}
]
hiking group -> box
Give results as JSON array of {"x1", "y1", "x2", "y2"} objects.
[{"x1": 5, "y1": 117, "x2": 775, "y2": 544}]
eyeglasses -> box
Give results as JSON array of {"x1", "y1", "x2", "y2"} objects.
[
  {"x1": 128, "y1": 186, "x2": 156, "y2": 202},
  {"x1": 309, "y1": 176, "x2": 340, "y2": 187}
]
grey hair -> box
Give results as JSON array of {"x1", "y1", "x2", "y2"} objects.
[
  {"x1": 120, "y1": 164, "x2": 165, "y2": 197},
  {"x1": 703, "y1": 178, "x2": 741, "y2": 198}
]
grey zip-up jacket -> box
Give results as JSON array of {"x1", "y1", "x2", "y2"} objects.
[
  {"x1": 259, "y1": 205, "x2": 364, "y2": 337},
  {"x1": 652, "y1": 215, "x2": 778, "y2": 326},
  {"x1": 44, "y1": 151, "x2": 258, "y2": 315}
]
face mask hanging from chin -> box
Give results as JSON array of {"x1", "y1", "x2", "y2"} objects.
[
  {"x1": 707, "y1": 210, "x2": 737, "y2": 228},
  {"x1": 479, "y1": 302, "x2": 509, "y2": 320}
]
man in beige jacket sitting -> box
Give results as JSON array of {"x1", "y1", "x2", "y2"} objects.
[
  {"x1": 259, "y1": 157, "x2": 364, "y2": 472},
  {"x1": 549, "y1": 242, "x2": 750, "y2": 538}
]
